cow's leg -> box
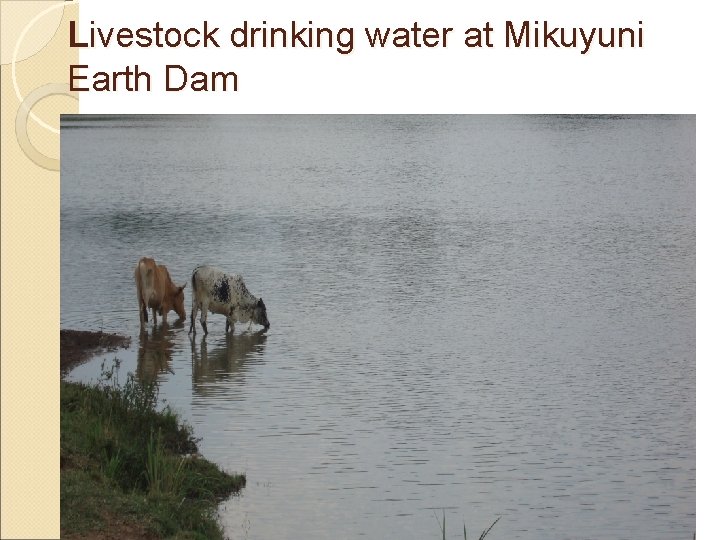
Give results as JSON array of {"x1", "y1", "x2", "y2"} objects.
[
  {"x1": 152, "y1": 308, "x2": 158, "y2": 325},
  {"x1": 136, "y1": 272, "x2": 147, "y2": 326},
  {"x1": 137, "y1": 291, "x2": 147, "y2": 326},
  {"x1": 139, "y1": 300, "x2": 148, "y2": 326},
  {"x1": 189, "y1": 296, "x2": 198, "y2": 334},
  {"x1": 200, "y1": 304, "x2": 209, "y2": 335},
  {"x1": 228, "y1": 320, "x2": 235, "y2": 334},
  {"x1": 225, "y1": 318, "x2": 230, "y2": 333}
]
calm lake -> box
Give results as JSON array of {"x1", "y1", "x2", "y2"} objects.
[{"x1": 61, "y1": 115, "x2": 695, "y2": 539}]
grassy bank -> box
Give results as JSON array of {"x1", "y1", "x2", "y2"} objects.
[{"x1": 61, "y1": 361, "x2": 245, "y2": 539}]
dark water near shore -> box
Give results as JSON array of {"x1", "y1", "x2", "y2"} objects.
[{"x1": 61, "y1": 115, "x2": 695, "y2": 539}]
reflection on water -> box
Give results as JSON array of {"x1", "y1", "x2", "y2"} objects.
[
  {"x1": 191, "y1": 330, "x2": 268, "y2": 397},
  {"x1": 136, "y1": 322, "x2": 184, "y2": 381},
  {"x1": 62, "y1": 115, "x2": 695, "y2": 540}
]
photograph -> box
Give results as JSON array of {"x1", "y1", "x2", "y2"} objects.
[{"x1": 58, "y1": 114, "x2": 695, "y2": 539}]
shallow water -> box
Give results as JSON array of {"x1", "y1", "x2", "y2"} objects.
[{"x1": 62, "y1": 115, "x2": 695, "y2": 539}]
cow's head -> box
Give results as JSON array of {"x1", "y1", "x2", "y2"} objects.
[
  {"x1": 174, "y1": 282, "x2": 187, "y2": 321},
  {"x1": 252, "y1": 298, "x2": 270, "y2": 329}
]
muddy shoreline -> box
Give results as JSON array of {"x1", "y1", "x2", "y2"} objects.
[{"x1": 60, "y1": 329, "x2": 130, "y2": 375}]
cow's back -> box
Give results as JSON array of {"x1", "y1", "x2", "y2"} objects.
[
  {"x1": 136, "y1": 257, "x2": 164, "y2": 307},
  {"x1": 192, "y1": 265, "x2": 246, "y2": 313}
]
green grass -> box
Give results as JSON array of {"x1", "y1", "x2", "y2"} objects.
[{"x1": 61, "y1": 360, "x2": 245, "y2": 539}]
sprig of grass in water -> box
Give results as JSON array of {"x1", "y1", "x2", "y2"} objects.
[
  {"x1": 434, "y1": 510, "x2": 501, "y2": 540},
  {"x1": 479, "y1": 516, "x2": 501, "y2": 540},
  {"x1": 435, "y1": 510, "x2": 446, "y2": 540}
]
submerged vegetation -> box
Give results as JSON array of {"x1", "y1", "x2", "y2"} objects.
[{"x1": 61, "y1": 359, "x2": 245, "y2": 539}]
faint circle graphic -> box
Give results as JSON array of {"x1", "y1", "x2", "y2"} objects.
[
  {"x1": 1, "y1": 0, "x2": 65, "y2": 65},
  {"x1": 16, "y1": 83, "x2": 78, "y2": 171},
  {"x1": 11, "y1": 0, "x2": 77, "y2": 135}
]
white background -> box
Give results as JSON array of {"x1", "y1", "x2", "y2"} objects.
[
  {"x1": 77, "y1": 0, "x2": 713, "y2": 537},
  {"x1": 76, "y1": 1, "x2": 705, "y2": 113}
]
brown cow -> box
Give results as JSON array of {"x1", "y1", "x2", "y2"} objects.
[{"x1": 134, "y1": 257, "x2": 186, "y2": 326}]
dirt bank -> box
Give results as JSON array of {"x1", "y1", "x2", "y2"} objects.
[{"x1": 60, "y1": 329, "x2": 130, "y2": 375}]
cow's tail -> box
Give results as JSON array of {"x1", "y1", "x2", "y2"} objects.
[
  {"x1": 135, "y1": 259, "x2": 152, "y2": 322},
  {"x1": 189, "y1": 269, "x2": 200, "y2": 330},
  {"x1": 191, "y1": 268, "x2": 198, "y2": 292}
]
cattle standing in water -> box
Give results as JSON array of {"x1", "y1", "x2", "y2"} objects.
[
  {"x1": 189, "y1": 265, "x2": 270, "y2": 335},
  {"x1": 134, "y1": 257, "x2": 187, "y2": 326}
]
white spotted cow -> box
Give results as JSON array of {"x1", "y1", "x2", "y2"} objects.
[{"x1": 189, "y1": 265, "x2": 270, "y2": 335}]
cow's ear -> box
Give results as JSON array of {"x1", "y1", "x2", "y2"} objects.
[{"x1": 178, "y1": 282, "x2": 187, "y2": 291}]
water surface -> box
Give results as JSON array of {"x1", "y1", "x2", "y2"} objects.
[{"x1": 62, "y1": 115, "x2": 695, "y2": 539}]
